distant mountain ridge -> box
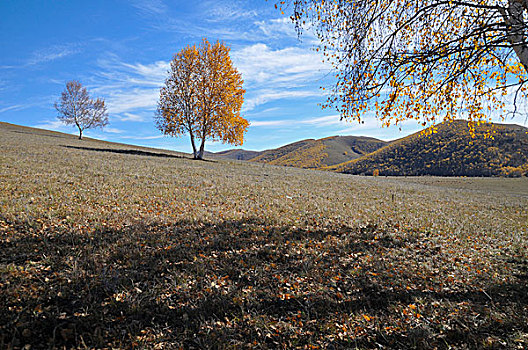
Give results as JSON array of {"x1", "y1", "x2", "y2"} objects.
[
  {"x1": 215, "y1": 120, "x2": 528, "y2": 177},
  {"x1": 6, "y1": 120, "x2": 525, "y2": 177},
  {"x1": 213, "y1": 149, "x2": 260, "y2": 161},
  {"x1": 214, "y1": 135, "x2": 388, "y2": 168}
]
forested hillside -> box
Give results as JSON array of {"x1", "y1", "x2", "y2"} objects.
[{"x1": 331, "y1": 121, "x2": 528, "y2": 176}]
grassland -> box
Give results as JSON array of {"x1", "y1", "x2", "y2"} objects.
[{"x1": 1, "y1": 122, "x2": 527, "y2": 349}]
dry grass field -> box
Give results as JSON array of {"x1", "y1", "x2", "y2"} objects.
[{"x1": 1, "y1": 122, "x2": 527, "y2": 349}]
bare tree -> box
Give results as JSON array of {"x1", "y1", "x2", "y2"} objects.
[{"x1": 54, "y1": 81, "x2": 109, "y2": 139}]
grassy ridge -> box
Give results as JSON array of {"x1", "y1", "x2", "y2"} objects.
[
  {"x1": 1, "y1": 122, "x2": 527, "y2": 349},
  {"x1": 330, "y1": 121, "x2": 528, "y2": 176},
  {"x1": 216, "y1": 136, "x2": 387, "y2": 168},
  {"x1": 216, "y1": 121, "x2": 528, "y2": 177}
]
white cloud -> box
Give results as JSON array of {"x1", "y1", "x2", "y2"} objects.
[
  {"x1": 87, "y1": 32, "x2": 330, "y2": 123},
  {"x1": 243, "y1": 89, "x2": 323, "y2": 112},
  {"x1": 233, "y1": 43, "x2": 326, "y2": 87},
  {"x1": 104, "y1": 88, "x2": 160, "y2": 114},
  {"x1": 92, "y1": 43, "x2": 330, "y2": 116},
  {"x1": 139, "y1": 1, "x2": 260, "y2": 42},
  {"x1": 103, "y1": 127, "x2": 125, "y2": 134},
  {"x1": 94, "y1": 58, "x2": 168, "y2": 88},
  {"x1": 0, "y1": 104, "x2": 26, "y2": 114},
  {"x1": 250, "y1": 119, "x2": 291, "y2": 127},
  {"x1": 255, "y1": 17, "x2": 297, "y2": 38},
  {"x1": 117, "y1": 112, "x2": 148, "y2": 122},
  {"x1": 92, "y1": 58, "x2": 167, "y2": 115},
  {"x1": 203, "y1": 1, "x2": 258, "y2": 22},
  {"x1": 119, "y1": 134, "x2": 165, "y2": 140},
  {"x1": 301, "y1": 115, "x2": 342, "y2": 126},
  {"x1": 34, "y1": 119, "x2": 68, "y2": 131},
  {"x1": 27, "y1": 44, "x2": 81, "y2": 66},
  {"x1": 250, "y1": 114, "x2": 343, "y2": 128},
  {"x1": 130, "y1": 0, "x2": 168, "y2": 16},
  {"x1": 120, "y1": 61, "x2": 169, "y2": 84},
  {"x1": 231, "y1": 43, "x2": 329, "y2": 112}
]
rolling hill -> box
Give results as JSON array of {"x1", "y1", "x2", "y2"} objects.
[
  {"x1": 215, "y1": 135, "x2": 388, "y2": 168},
  {"x1": 213, "y1": 148, "x2": 261, "y2": 161},
  {"x1": 330, "y1": 120, "x2": 528, "y2": 177},
  {"x1": 1, "y1": 120, "x2": 527, "y2": 349}
]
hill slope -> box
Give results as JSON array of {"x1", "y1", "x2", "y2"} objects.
[
  {"x1": 213, "y1": 148, "x2": 260, "y2": 160},
  {"x1": 216, "y1": 135, "x2": 388, "y2": 168},
  {"x1": 1, "y1": 121, "x2": 528, "y2": 349},
  {"x1": 331, "y1": 120, "x2": 528, "y2": 176}
]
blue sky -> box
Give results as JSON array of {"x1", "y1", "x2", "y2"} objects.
[{"x1": 0, "y1": 1, "x2": 523, "y2": 153}]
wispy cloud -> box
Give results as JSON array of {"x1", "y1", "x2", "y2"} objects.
[
  {"x1": 117, "y1": 112, "x2": 149, "y2": 122},
  {"x1": 202, "y1": 1, "x2": 258, "y2": 22},
  {"x1": 250, "y1": 119, "x2": 291, "y2": 127},
  {"x1": 34, "y1": 119, "x2": 68, "y2": 132},
  {"x1": 1, "y1": 44, "x2": 81, "y2": 69},
  {"x1": 27, "y1": 44, "x2": 81, "y2": 66},
  {"x1": 232, "y1": 43, "x2": 329, "y2": 112},
  {"x1": 92, "y1": 57, "x2": 168, "y2": 115},
  {"x1": 95, "y1": 57, "x2": 168, "y2": 88},
  {"x1": 255, "y1": 18, "x2": 297, "y2": 38},
  {"x1": 302, "y1": 115, "x2": 343, "y2": 126},
  {"x1": 233, "y1": 43, "x2": 326, "y2": 87},
  {"x1": 144, "y1": 7, "x2": 296, "y2": 43},
  {"x1": 251, "y1": 114, "x2": 343, "y2": 128},
  {"x1": 0, "y1": 104, "x2": 27, "y2": 114},
  {"x1": 92, "y1": 42, "x2": 329, "y2": 117},
  {"x1": 105, "y1": 88, "x2": 160, "y2": 115},
  {"x1": 103, "y1": 127, "x2": 125, "y2": 134},
  {"x1": 119, "y1": 134, "x2": 165, "y2": 140},
  {"x1": 85, "y1": 14, "x2": 330, "y2": 125},
  {"x1": 130, "y1": 0, "x2": 168, "y2": 16},
  {"x1": 120, "y1": 61, "x2": 169, "y2": 83},
  {"x1": 244, "y1": 89, "x2": 323, "y2": 112}
]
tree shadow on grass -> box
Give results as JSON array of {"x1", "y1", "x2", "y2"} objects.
[
  {"x1": 1, "y1": 217, "x2": 527, "y2": 349},
  {"x1": 61, "y1": 145, "x2": 185, "y2": 159},
  {"x1": 60, "y1": 145, "x2": 219, "y2": 162}
]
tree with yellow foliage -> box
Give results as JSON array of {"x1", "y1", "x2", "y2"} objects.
[
  {"x1": 156, "y1": 38, "x2": 248, "y2": 159},
  {"x1": 277, "y1": 1, "x2": 528, "y2": 130}
]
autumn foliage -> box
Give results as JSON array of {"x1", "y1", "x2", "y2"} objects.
[
  {"x1": 278, "y1": 1, "x2": 528, "y2": 129},
  {"x1": 156, "y1": 38, "x2": 248, "y2": 159},
  {"x1": 332, "y1": 120, "x2": 528, "y2": 176}
]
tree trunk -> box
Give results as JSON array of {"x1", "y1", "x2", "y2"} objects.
[
  {"x1": 78, "y1": 128, "x2": 83, "y2": 140},
  {"x1": 197, "y1": 138, "x2": 206, "y2": 160},
  {"x1": 189, "y1": 132, "x2": 198, "y2": 159},
  {"x1": 502, "y1": 1, "x2": 528, "y2": 72}
]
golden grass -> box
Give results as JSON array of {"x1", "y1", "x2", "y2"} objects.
[{"x1": 1, "y1": 122, "x2": 527, "y2": 349}]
